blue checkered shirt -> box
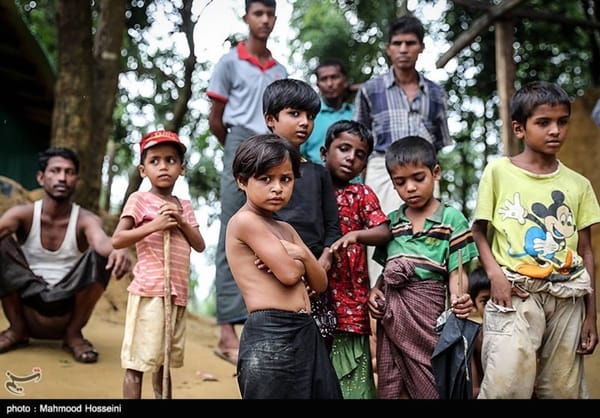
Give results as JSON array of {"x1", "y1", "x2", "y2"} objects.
[{"x1": 354, "y1": 69, "x2": 451, "y2": 153}]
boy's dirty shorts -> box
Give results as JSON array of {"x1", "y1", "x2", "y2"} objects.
[{"x1": 121, "y1": 294, "x2": 186, "y2": 372}]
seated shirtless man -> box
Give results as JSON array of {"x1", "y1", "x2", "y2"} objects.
[{"x1": 0, "y1": 147, "x2": 131, "y2": 363}]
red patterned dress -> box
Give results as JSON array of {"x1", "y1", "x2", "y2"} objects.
[
  {"x1": 328, "y1": 183, "x2": 388, "y2": 399},
  {"x1": 329, "y1": 183, "x2": 388, "y2": 334}
]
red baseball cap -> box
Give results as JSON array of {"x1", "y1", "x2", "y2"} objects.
[{"x1": 140, "y1": 130, "x2": 187, "y2": 154}]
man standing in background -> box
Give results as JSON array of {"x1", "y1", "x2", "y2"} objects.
[
  {"x1": 207, "y1": 0, "x2": 287, "y2": 366},
  {"x1": 354, "y1": 15, "x2": 451, "y2": 284},
  {"x1": 301, "y1": 58, "x2": 356, "y2": 165}
]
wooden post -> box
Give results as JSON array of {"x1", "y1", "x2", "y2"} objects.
[
  {"x1": 162, "y1": 230, "x2": 172, "y2": 399},
  {"x1": 495, "y1": 17, "x2": 518, "y2": 156},
  {"x1": 457, "y1": 248, "x2": 463, "y2": 296}
]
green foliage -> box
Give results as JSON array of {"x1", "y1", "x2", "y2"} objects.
[
  {"x1": 187, "y1": 263, "x2": 216, "y2": 317},
  {"x1": 290, "y1": 0, "x2": 398, "y2": 85},
  {"x1": 188, "y1": 282, "x2": 216, "y2": 317},
  {"x1": 16, "y1": 0, "x2": 57, "y2": 70},
  {"x1": 17, "y1": 0, "x2": 222, "y2": 214},
  {"x1": 116, "y1": 1, "x2": 222, "y2": 213},
  {"x1": 186, "y1": 129, "x2": 222, "y2": 225},
  {"x1": 436, "y1": 0, "x2": 599, "y2": 215}
]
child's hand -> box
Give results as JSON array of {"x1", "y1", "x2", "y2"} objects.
[
  {"x1": 329, "y1": 232, "x2": 359, "y2": 255},
  {"x1": 279, "y1": 239, "x2": 304, "y2": 259},
  {"x1": 368, "y1": 287, "x2": 386, "y2": 319},
  {"x1": 106, "y1": 248, "x2": 132, "y2": 279},
  {"x1": 304, "y1": 283, "x2": 317, "y2": 298},
  {"x1": 254, "y1": 240, "x2": 303, "y2": 274},
  {"x1": 159, "y1": 202, "x2": 183, "y2": 226},
  {"x1": 489, "y1": 272, "x2": 528, "y2": 308},
  {"x1": 254, "y1": 256, "x2": 271, "y2": 273},
  {"x1": 318, "y1": 250, "x2": 332, "y2": 272},
  {"x1": 152, "y1": 211, "x2": 178, "y2": 231},
  {"x1": 451, "y1": 293, "x2": 474, "y2": 319},
  {"x1": 576, "y1": 315, "x2": 599, "y2": 355}
]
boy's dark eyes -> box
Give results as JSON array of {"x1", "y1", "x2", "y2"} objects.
[
  {"x1": 149, "y1": 157, "x2": 177, "y2": 164},
  {"x1": 256, "y1": 175, "x2": 292, "y2": 183},
  {"x1": 287, "y1": 109, "x2": 315, "y2": 120},
  {"x1": 535, "y1": 118, "x2": 569, "y2": 127}
]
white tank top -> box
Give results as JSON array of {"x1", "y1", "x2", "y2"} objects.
[{"x1": 22, "y1": 200, "x2": 83, "y2": 287}]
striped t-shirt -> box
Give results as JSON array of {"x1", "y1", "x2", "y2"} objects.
[{"x1": 121, "y1": 191, "x2": 199, "y2": 306}]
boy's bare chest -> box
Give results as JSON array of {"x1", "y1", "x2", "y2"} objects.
[{"x1": 265, "y1": 220, "x2": 294, "y2": 241}]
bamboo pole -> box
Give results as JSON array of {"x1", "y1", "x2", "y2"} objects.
[
  {"x1": 458, "y1": 248, "x2": 463, "y2": 297},
  {"x1": 162, "y1": 229, "x2": 172, "y2": 399}
]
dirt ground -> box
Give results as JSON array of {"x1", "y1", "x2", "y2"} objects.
[
  {"x1": 0, "y1": 276, "x2": 599, "y2": 400},
  {"x1": 0, "y1": 278, "x2": 241, "y2": 400}
]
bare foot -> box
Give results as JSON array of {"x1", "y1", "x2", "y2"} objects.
[
  {"x1": 215, "y1": 324, "x2": 239, "y2": 365},
  {"x1": 213, "y1": 347, "x2": 238, "y2": 365},
  {"x1": 0, "y1": 328, "x2": 29, "y2": 353}
]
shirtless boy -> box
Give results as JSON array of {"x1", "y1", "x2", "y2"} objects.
[{"x1": 225, "y1": 133, "x2": 342, "y2": 399}]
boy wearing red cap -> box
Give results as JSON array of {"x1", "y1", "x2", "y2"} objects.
[{"x1": 112, "y1": 130, "x2": 206, "y2": 399}]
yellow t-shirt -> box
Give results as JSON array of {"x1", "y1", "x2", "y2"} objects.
[{"x1": 474, "y1": 157, "x2": 600, "y2": 281}]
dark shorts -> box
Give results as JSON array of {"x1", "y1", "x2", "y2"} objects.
[
  {"x1": 237, "y1": 309, "x2": 342, "y2": 399},
  {"x1": 0, "y1": 236, "x2": 111, "y2": 316}
]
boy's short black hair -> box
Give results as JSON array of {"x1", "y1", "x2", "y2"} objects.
[
  {"x1": 263, "y1": 78, "x2": 321, "y2": 122},
  {"x1": 39, "y1": 147, "x2": 80, "y2": 174},
  {"x1": 324, "y1": 120, "x2": 374, "y2": 156},
  {"x1": 245, "y1": 0, "x2": 276, "y2": 12},
  {"x1": 468, "y1": 266, "x2": 490, "y2": 302},
  {"x1": 510, "y1": 81, "x2": 571, "y2": 125},
  {"x1": 388, "y1": 15, "x2": 424, "y2": 44},
  {"x1": 385, "y1": 136, "x2": 438, "y2": 173},
  {"x1": 233, "y1": 133, "x2": 301, "y2": 183}
]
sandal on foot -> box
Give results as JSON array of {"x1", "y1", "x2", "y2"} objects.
[
  {"x1": 0, "y1": 329, "x2": 29, "y2": 354},
  {"x1": 63, "y1": 338, "x2": 98, "y2": 363}
]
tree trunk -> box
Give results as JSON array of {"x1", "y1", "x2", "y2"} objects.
[
  {"x1": 169, "y1": 0, "x2": 195, "y2": 131},
  {"x1": 52, "y1": 0, "x2": 125, "y2": 213},
  {"x1": 52, "y1": 0, "x2": 94, "y2": 209},
  {"x1": 91, "y1": 0, "x2": 126, "y2": 215},
  {"x1": 102, "y1": 138, "x2": 116, "y2": 212}
]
